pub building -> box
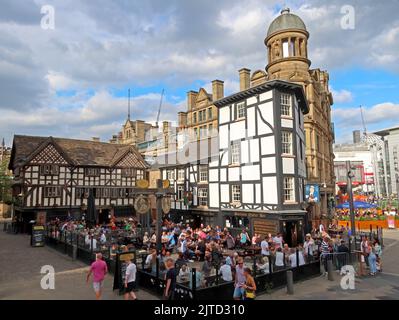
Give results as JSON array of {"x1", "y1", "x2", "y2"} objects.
[
  {"x1": 161, "y1": 79, "x2": 309, "y2": 246},
  {"x1": 8, "y1": 135, "x2": 148, "y2": 232}
]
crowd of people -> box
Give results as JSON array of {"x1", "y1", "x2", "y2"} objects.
[{"x1": 46, "y1": 217, "x2": 383, "y2": 300}]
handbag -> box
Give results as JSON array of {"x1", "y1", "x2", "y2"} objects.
[{"x1": 245, "y1": 290, "x2": 256, "y2": 299}]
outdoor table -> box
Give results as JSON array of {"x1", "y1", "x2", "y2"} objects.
[{"x1": 238, "y1": 247, "x2": 261, "y2": 257}]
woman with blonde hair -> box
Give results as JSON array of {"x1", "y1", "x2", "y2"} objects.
[{"x1": 242, "y1": 267, "x2": 257, "y2": 300}]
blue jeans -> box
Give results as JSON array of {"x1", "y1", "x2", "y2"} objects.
[
  {"x1": 368, "y1": 253, "x2": 377, "y2": 274},
  {"x1": 233, "y1": 287, "x2": 245, "y2": 300}
]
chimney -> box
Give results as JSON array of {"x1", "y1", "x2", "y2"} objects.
[
  {"x1": 178, "y1": 112, "x2": 187, "y2": 128},
  {"x1": 92, "y1": 137, "x2": 100, "y2": 142},
  {"x1": 187, "y1": 91, "x2": 198, "y2": 111},
  {"x1": 212, "y1": 80, "x2": 224, "y2": 101},
  {"x1": 162, "y1": 121, "x2": 170, "y2": 133},
  {"x1": 239, "y1": 68, "x2": 251, "y2": 91},
  {"x1": 353, "y1": 130, "x2": 361, "y2": 144}
]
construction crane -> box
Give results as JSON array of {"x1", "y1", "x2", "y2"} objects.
[
  {"x1": 360, "y1": 105, "x2": 367, "y2": 137},
  {"x1": 156, "y1": 89, "x2": 165, "y2": 128}
]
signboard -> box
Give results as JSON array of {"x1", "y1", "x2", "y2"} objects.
[
  {"x1": 137, "y1": 179, "x2": 149, "y2": 189},
  {"x1": 113, "y1": 250, "x2": 136, "y2": 294},
  {"x1": 31, "y1": 225, "x2": 45, "y2": 247},
  {"x1": 162, "y1": 179, "x2": 170, "y2": 189},
  {"x1": 162, "y1": 197, "x2": 171, "y2": 214},
  {"x1": 134, "y1": 195, "x2": 150, "y2": 214},
  {"x1": 387, "y1": 212, "x2": 396, "y2": 229},
  {"x1": 305, "y1": 184, "x2": 320, "y2": 203},
  {"x1": 253, "y1": 219, "x2": 278, "y2": 236},
  {"x1": 35, "y1": 211, "x2": 47, "y2": 226}
]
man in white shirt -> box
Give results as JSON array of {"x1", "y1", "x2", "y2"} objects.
[
  {"x1": 219, "y1": 260, "x2": 233, "y2": 282},
  {"x1": 289, "y1": 249, "x2": 298, "y2": 268},
  {"x1": 124, "y1": 259, "x2": 137, "y2": 300},
  {"x1": 178, "y1": 264, "x2": 190, "y2": 283},
  {"x1": 261, "y1": 236, "x2": 270, "y2": 256},
  {"x1": 100, "y1": 232, "x2": 107, "y2": 245},
  {"x1": 275, "y1": 247, "x2": 285, "y2": 270},
  {"x1": 289, "y1": 249, "x2": 305, "y2": 267},
  {"x1": 273, "y1": 233, "x2": 283, "y2": 248},
  {"x1": 88, "y1": 235, "x2": 97, "y2": 251},
  {"x1": 303, "y1": 234, "x2": 314, "y2": 262}
]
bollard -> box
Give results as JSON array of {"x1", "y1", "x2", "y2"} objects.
[
  {"x1": 72, "y1": 244, "x2": 77, "y2": 260},
  {"x1": 327, "y1": 258, "x2": 334, "y2": 281},
  {"x1": 286, "y1": 270, "x2": 294, "y2": 295}
]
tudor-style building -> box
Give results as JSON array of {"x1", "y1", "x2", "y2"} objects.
[
  {"x1": 9, "y1": 135, "x2": 148, "y2": 229},
  {"x1": 158, "y1": 138, "x2": 219, "y2": 227},
  {"x1": 212, "y1": 80, "x2": 308, "y2": 245},
  {"x1": 160, "y1": 80, "x2": 309, "y2": 245}
]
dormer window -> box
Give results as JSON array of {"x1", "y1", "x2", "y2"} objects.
[
  {"x1": 40, "y1": 165, "x2": 59, "y2": 176},
  {"x1": 122, "y1": 168, "x2": 136, "y2": 177},
  {"x1": 85, "y1": 168, "x2": 100, "y2": 177}
]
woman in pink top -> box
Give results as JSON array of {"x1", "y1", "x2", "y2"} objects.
[{"x1": 87, "y1": 253, "x2": 108, "y2": 300}]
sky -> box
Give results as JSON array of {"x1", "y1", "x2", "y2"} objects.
[{"x1": 0, "y1": 0, "x2": 399, "y2": 146}]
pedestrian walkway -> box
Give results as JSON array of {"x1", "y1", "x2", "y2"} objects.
[
  {"x1": 258, "y1": 230, "x2": 399, "y2": 300},
  {"x1": 0, "y1": 230, "x2": 158, "y2": 300}
]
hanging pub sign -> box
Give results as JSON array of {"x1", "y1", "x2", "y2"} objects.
[
  {"x1": 113, "y1": 250, "x2": 136, "y2": 294},
  {"x1": 31, "y1": 225, "x2": 45, "y2": 247},
  {"x1": 134, "y1": 195, "x2": 150, "y2": 214},
  {"x1": 162, "y1": 179, "x2": 170, "y2": 189},
  {"x1": 183, "y1": 191, "x2": 193, "y2": 206},
  {"x1": 305, "y1": 184, "x2": 320, "y2": 203},
  {"x1": 162, "y1": 197, "x2": 171, "y2": 214},
  {"x1": 35, "y1": 211, "x2": 47, "y2": 225},
  {"x1": 137, "y1": 179, "x2": 149, "y2": 189}
]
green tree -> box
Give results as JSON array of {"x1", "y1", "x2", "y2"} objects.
[{"x1": 0, "y1": 158, "x2": 12, "y2": 204}]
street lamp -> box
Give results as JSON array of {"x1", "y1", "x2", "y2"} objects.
[{"x1": 346, "y1": 161, "x2": 356, "y2": 236}]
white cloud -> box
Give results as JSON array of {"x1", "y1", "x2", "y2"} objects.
[
  {"x1": 332, "y1": 102, "x2": 399, "y2": 143},
  {"x1": 218, "y1": 9, "x2": 264, "y2": 35},
  {"x1": 1, "y1": 0, "x2": 399, "y2": 145},
  {"x1": 330, "y1": 88, "x2": 353, "y2": 103},
  {"x1": 0, "y1": 89, "x2": 184, "y2": 144}
]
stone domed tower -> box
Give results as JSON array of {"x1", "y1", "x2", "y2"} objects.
[
  {"x1": 265, "y1": 8, "x2": 311, "y2": 82},
  {"x1": 264, "y1": 8, "x2": 335, "y2": 226}
]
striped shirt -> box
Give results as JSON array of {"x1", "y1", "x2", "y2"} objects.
[{"x1": 321, "y1": 241, "x2": 330, "y2": 254}]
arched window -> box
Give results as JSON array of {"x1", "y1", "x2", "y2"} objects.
[
  {"x1": 289, "y1": 38, "x2": 296, "y2": 56},
  {"x1": 282, "y1": 39, "x2": 289, "y2": 58}
]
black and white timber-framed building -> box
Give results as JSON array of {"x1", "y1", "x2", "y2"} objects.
[
  {"x1": 160, "y1": 80, "x2": 309, "y2": 245},
  {"x1": 8, "y1": 135, "x2": 148, "y2": 229}
]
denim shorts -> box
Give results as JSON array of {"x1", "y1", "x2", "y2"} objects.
[
  {"x1": 93, "y1": 281, "x2": 103, "y2": 292},
  {"x1": 233, "y1": 287, "x2": 245, "y2": 299}
]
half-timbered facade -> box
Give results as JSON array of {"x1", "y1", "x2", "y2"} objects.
[
  {"x1": 9, "y1": 135, "x2": 148, "y2": 226},
  {"x1": 213, "y1": 80, "x2": 308, "y2": 244},
  {"x1": 158, "y1": 138, "x2": 219, "y2": 226},
  {"x1": 160, "y1": 80, "x2": 309, "y2": 244}
]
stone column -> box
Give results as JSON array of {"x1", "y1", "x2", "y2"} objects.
[{"x1": 295, "y1": 38, "x2": 300, "y2": 57}]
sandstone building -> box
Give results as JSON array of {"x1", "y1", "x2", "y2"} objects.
[{"x1": 265, "y1": 8, "x2": 335, "y2": 222}]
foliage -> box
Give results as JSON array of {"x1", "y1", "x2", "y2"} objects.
[{"x1": 0, "y1": 158, "x2": 12, "y2": 204}]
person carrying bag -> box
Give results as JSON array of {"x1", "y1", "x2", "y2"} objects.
[{"x1": 242, "y1": 267, "x2": 257, "y2": 300}]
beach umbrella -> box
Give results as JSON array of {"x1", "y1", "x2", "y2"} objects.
[{"x1": 336, "y1": 201, "x2": 377, "y2": 209}]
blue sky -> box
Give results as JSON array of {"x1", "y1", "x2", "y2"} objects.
[{"x1": 0, "y1": 0, "x2": 398, "y2": 145}]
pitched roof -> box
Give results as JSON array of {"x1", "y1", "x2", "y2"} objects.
[
  {"x1": 213, "y1": 79, "x2": 309, "y2": 114},
  {"x1": 9, "y1": 135, "x2": 148, "y2": 170}
]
